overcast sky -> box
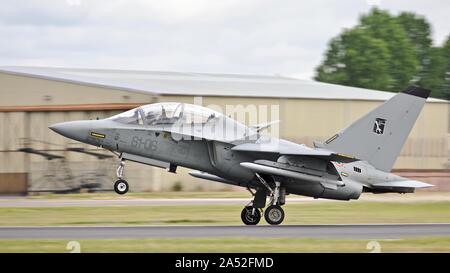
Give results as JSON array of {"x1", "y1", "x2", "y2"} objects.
[{"x1": 0, "y1": 0, "x2": 448, "y2": 79}]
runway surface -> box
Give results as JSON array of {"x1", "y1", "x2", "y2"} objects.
[{"x1": 1, "y1": 224, "x2": 449, "y2": 240}]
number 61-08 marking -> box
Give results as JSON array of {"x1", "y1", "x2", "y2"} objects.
[{"x1": 131, "y1": 136, "x2": 157, "y2": 151}]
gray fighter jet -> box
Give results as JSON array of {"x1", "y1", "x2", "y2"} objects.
[{"x1": 49, "y1": 86, "x2": 433, "y2": 225}]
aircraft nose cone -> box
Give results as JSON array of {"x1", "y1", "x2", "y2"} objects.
[
  {"x1": 49, "y1": 120, "x2": 93, "y2": 142},
  {"x1": 48, "y1": 122, "x2": 67, "y2": 135}
]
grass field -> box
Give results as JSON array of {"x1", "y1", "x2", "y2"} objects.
[
  {"x1": 26, "y1": 191, "x2": 251, "y2": 199},
  {"x1": 1, "y1": 237, "x2": 450, "y2": 253},
  {"x1": 1, "y1": 201, "x2": 449, "y2": 226},
  {"x1": 23, "y1": 191, "x2": 450, "y2": 201}
]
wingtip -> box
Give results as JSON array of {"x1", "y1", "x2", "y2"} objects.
[{"x1": 401, "y1": 86, "x2": 431, "y2": 99}]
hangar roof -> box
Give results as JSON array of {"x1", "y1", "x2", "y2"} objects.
[{"x1": 0, "y1": 66, "x2": 445, "y2": 102}]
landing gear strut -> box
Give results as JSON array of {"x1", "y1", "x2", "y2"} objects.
[
  {"x1": 240, "y1": 187, "x2": 262, "y2": 225},
  {"x1": 241, "y1": 175, "x2": 285, "y2": 226},
  {"x1": 114, "y1": 159, "x2": 129, "y2": 195},
  {"x1": 264, "y1": 181, "x2": 285, "y2": 225}
]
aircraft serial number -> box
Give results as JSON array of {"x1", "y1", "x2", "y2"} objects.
[{"x1": 131, "y1": 136, "x2": 157, "y2": 151}]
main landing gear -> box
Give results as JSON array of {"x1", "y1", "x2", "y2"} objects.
[
  {"x1": 114, "y1": 159, "x2": 129, "y2": 195},
  {"x1": 241, "y1": 206, "x2": 261, "y2": 225},
  {"x1": 241, "y1": 174, "x2": 285, "y2": 226},
  {"x1": 264, "y1": 204, "x2": 285, "y2": 225}
]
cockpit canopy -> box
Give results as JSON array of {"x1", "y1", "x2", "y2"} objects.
[
  {"x1": 110, "y1": 103, "x2": 227, "y2": 126},
  {"x1": 108, "y1": 102, "x2": 253, "y2": 142}
]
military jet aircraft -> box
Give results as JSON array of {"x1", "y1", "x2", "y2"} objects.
[{"x1": 49, "y1": 86, "x2": 433, "y2": 225}]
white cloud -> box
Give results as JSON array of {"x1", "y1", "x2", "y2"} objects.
[{"x1": 0, "y1": 0, "x2": 448, "y2": 80}]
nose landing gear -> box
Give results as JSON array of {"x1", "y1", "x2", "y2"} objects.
[
  {"x1": 114, "y1": 159, "x2": 129, "y2": 195},
  {"x1": 114, "y1": 179, "x2": 129, "y2": 195}
]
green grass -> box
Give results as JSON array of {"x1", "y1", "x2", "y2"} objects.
[
  {"x1": 1, "y1": 201, "x2": 450, "y2": 226},
  {"x1": 1, "y1": 237, "x2": 450, "y2": 253},
  {"x1": 26, "y1": 191, "x2": 250, "y2": 200}
]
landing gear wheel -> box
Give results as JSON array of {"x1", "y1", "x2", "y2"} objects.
[
  {"x1": 114, "y1": 179, "x2": 129, "y2": 195},
  {"x1": 241, "y1": 206, "x2": 261, "y2": 225},
  {"x1": 264, "y1": 205, "x2": 284, "y2": 225}
]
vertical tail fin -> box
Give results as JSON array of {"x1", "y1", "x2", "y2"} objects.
[{"x1": 323, "y1": 86, "x2": 430, "y2": 172}]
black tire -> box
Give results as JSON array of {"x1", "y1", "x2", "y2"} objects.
[
  {"x1": 241, "y1": 206, "x2": 261, "y2": 225},
  {"x1": 264, "y1": 205, "x2": 285, "y2": 225},
  {"x1": 114, "y1": 179, "x2": 129, "y2": 195}
]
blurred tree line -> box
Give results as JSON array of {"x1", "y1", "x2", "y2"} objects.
[{"x1": 315, "y1": 8, "x2": 450, "y2": 99}]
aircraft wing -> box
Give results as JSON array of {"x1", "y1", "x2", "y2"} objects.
[
  {"x1": 232, "y1": 138, "x2": 358, "y2": 162},
  {"x1": 372, "y1": 180, "x2": 433, "y2": 189},
  {"x1": 232, "y1": 141, "x2": 330, "y2": 155},
  {"x1": 240, "y1": 160, "x2": 344, "y2": 190}
]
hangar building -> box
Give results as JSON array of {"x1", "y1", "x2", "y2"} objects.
[{"x1": 0, "y1": 66, "x2": 448, "y2": 194}]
